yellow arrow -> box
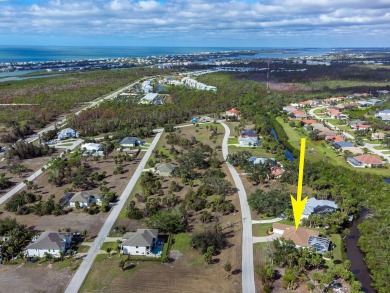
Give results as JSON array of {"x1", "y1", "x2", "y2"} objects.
[{"x1": 291, "y1": 138, "x2": 308, "y2": 230}]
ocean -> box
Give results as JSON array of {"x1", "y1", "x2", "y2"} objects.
[{"x1": 0, "y1": 46, "x2": 332, "y2": 63}]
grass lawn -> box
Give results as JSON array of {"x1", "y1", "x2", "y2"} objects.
[
  {"x1": 326, "y1": 234, "x2": 343, "y2": 269},
  {"x1": 228, "y1": 145, "x2": 276, "y2": 158},
  {"x1": 279, "y1": 219, "x2": 296, "y2": 226},
  {"x1": 101, "y1": 242, "x2": 119, "y2": 251},
  {"x1": 77, "y1": 245, "x2": 91, "y2": 253},
  {"x1": 373, "y1": 145, "x2": 389, "y2": 150},
  {"x1": 382, "y1": 151, "x2": 390, "y2": 154},
  {"x1": 313, "y1": 108, "x2": 325, "y2": 114},
  {"x1": 171, "y1": 233, "x2": 192, "y2": 254},
  {"x1": 252, "y1": 223, "x2": 271, "y2": 237},
  {"x1": 253, "y1": 242, "x2": 268, "y2": 267},
  {"x1": 228, "y1": 137, "x2": 237, "y2": 144},
  {"x1": 80, "y1": 254, "x2": 145, "y2": 292}
]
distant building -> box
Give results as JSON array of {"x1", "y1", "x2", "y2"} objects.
[
  {"x1": 25, "y1": 232, "x2": 72, "y2": 258},
  {"x1": 333, "y1": 141, "x2": 354, "y2": 149},
  {"x1": 371, "y1": 132, "x2": 386, "y2": 140},
  {"x1": 248, "y1": 157, "x2": 276, "y2": 165},
  {"x1": 57, "y1": 128, "x2": 79, "y2": 140},
  {"x1": 375, "y1": 109, "x2": 390, "y2": 121},
  {"x1": 290, "y1": 110, "x2": 307, "y2": 119},
  {"x1": 139, "y1": 93, "x2": 160, "y2": 105},
  {"x1": 225, "y1": 108, "x2": 241, "y2": 119}
]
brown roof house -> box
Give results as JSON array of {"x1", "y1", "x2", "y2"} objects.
[
  {"x1": 272, "y1": 223, "x2": 330, "y2": 253},
  {"x1": 347, "y1": 154, "x2": 385, "y2": 168}
]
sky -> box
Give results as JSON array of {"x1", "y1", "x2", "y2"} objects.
[{"x1": 1, "y1": 0, "x2": 390, "y2": 47}]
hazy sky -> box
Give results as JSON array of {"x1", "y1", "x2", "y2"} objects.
[{"x1": 1, "y1": 0, "x2": 390, "y2": 47}]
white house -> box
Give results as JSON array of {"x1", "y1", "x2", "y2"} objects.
[
  {"x1": 57, "y1": 128, "x2": 78, "y2": 140},
  {"x1": 80, "y1": 143, "x2": 104, "y2": 156},
  {"x1": 68, "y1": 191, "x2": 102, "y2": 208},
  {"x1": 121, "y1": 229, "x2": 161, "y2": 257},
  {"x1": 139, "y1": 93, "x2": 159, "y2": 105},
  {"x1": 119, "y1": 137, "x2": 144, "y2": 147},
  {"x1": 25, "y1": 232, "x2": 72, "y2": 258},
  {"x1": 375, "y1": 109, "x2": 390, "y2": 121}
]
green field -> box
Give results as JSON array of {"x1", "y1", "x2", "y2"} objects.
[{"x1": 252, "y1": 223, "x2": 271, "y2": 237}]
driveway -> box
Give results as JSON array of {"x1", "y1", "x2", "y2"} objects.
[
  {"x1": 220, "y1": 121, "x2": 255, "y2": 293},
  {"x1": 253, "y1": 234, "x2": 282, "y2": 243}
]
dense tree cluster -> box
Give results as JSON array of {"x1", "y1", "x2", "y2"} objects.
[
  {"x1": 6, "y1": 141, "x2": 54, "y2": 160},
  {"x1": 0, "y1": 218, "x2": 33, "y2": 262},
  {"x1": 248, "y1": 189, "x2": 290, "y2": 217}
]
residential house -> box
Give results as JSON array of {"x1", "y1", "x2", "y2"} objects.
[
  {"x1": 270, "y1": 165, "x2": 284, "y2": 178},
  {"x1": 272, "y1": 223, "x2": 330, "y2": 253},
  {"x1": 300, "y1": 119, "x2": 317, "y2": 126},
  {"x1": 348, "y1": 120, "x2": 364, "y2": 126},
  {"x1": 139, "y1": 93, "x2": 160, "y2": 105},
  {"x1": 333, "y1": 141, "x2": 354, "y2": 149},
  {"x1": 371, "y1": 132, "x2": 386, "y2": 140},
  {"x1": 347, "y1": 154, "x2": 385, "y2": 168},
  {"x1": 25, "y1": 232, "x2": 72, "y2": 258},
  {"x1": 225, "y1": 108, "x2": 241, "y2": 119},
  {"x1": 342, "y1": 147, "x2": 363, "y2": 155},
  {"x1": 68, "y1": 191, "x2": 102, "y2": 208},
  {"x1": 121, "y1": 229, "x2": 162, "y2": 256},
  {"x1": 57, "y1": 128, "x2": 78, "y2": 140},
  {"x1": 200, "y1": 116, "x2": 212, "y2": 122},
  {"x1": 141, "y1": 80, "x2": 153, "y2": 93},
  {"x1": 80, "y1": 143, "x2": 104, "y2": 156},
  {"x1": 326, "y1": 108, "x2": 341, "y2": 118},
  {"x1": 248, "y1": 157, "x2": 276, "y2": 166},
  {"x1": 282, "y1": 106, "x2": 297, "y2": 113},
  {"x1": 302, "y1": 198, "x2": 338, "y2": 219},
  {"x1": 290, "y1": 110, "x2": 307, "y2": 119},
  {"x1": 239, "y1": 129, "x2": 260, "y2": 146},
  {"x1": 155, "y1": 163, "x2": 177, "y2": 176},
  {"x1": 350, "y1": 123, "x2": 371, "y2": 131},
  {"x1": 119, "y1": 137, "x2": 144, "y2": 147},
  {"x1": 375, "y1": 109, "x2": 390, "y2": 121},
  {"x1": 325, "y1": 136, "x2": 345, "y2": 143}
]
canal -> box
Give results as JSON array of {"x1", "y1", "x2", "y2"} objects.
[{"x1": 345, "y1": 212, "x2": 375, "y2": 293}]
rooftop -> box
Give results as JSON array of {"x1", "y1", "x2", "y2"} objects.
[
  {"x1": 354, "y1": 154, "x2": 383, "y2": 165},
  {"x1": 26, "y1": 232, "x2": 70, "y2": 251},
  {"x1": 273, "y1": 223, "x2": 319, "y2": 248},
  {"x1": 303, "y1": 197, "x2": 338, "y2": 216},
  {"x1": 122, "y1": 229, "x2": 158, "y2": 247}
]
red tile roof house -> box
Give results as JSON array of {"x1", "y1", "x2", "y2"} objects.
[
  {"x1": 270, "y1": 165, "x2": 284, "y2": 178},
  {"x1": 298, "y1": 100, "x2": 312, "y2": 107},
  {"x1": 325, "y1": 135, "x2": 345, "y2": 143},
  {"x1": 301, "y1": 119, "x2": 317, "y2": 125},
  {"x1": 350, "y1": 123, "x2": 371, "y2": 130},
  {"x1": 326, "y1": 108, "x2": 341, "y2": 118},
  {"x1": 226, "y1": 108, "x2": 241, "y2": 117},
  {"x1": 347, "y1": 154, "x2": 385, "y2": 168},
  {"x1": 290, "y1": 110, "x2": 307, "y2": 119}
]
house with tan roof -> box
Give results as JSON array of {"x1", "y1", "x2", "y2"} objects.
[
  {"x1": 347, "y1": 154, "x2": 384, "y2": 168},
  {"x1": 225, "y1": 108, "x2": 241, "y2": 118},
  {"x1": 371, "y1": 132, "x2": 386, "y2": 140},
  {"x1": 290, "y1": 110, "x2": 307, "y2": 119},
  {"x1": 301, "y1": 119, "x2": 317, "y2": 125},
  {"x1": 272, "y1": 223, "x2": 330, "y2": 253},
  {"x1": 342, "y1": 147, "x2": 363, "y2": 155}
]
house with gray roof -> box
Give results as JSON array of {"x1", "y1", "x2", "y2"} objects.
[
  {"x1": 68, "y1": 191, "x2": 102, "y2": 208},
  {"x1": 119, "y1": 136, "x2": 144, "y2": 147},
  {"x1": 25, "y1": 232, "x2": 72, "y2": 258},
  {"x1": 121, "y1": 229, "x2": 161, "y2": 256},
  {"x1": 155, "y1": 163, "x2": 177, "y2": 176},
  {"x1": 57, "y1": 128, "x2": 79, "y2": 140},
  {"x1": 302, "y1": 197, "x2": 338, "y2": 219}
]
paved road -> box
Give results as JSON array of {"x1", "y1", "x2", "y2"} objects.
[
  {"x1": 220, "y1": 121, "x2": 255, "y2": 293},
  {"x1": 24, "y1": 79, "x2": 142, "y2": 144},
  {"x1": 64, "y1": 129, "x2": 163, "y2": 293},
  {"x1": 0, "y1": 140, "x2": 83, "y2": 206}
]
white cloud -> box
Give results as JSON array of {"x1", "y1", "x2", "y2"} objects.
[{"x1": 0, "y1": 0, "x2": 389, "y2": 44}]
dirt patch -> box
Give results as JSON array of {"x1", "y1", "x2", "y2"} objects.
[
  {"x1": 268, "y1": 82, "x2": 312, "y2": 92},
  {"x1": 0, "y1": 263, "x2": 73, "y2": 293}
]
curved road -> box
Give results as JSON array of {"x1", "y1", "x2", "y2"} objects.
[
  {"x1": 64, "y1": 129, "x2": 163, "y2": 293},
  {"x1": 220, "y1": 121, "x2": 255, "y2": 293}
]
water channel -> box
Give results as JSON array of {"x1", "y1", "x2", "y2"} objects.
[
  {"x1": 270, "y1": 126, "x2": 374, "y2": 292},
  {"x1": 345, "y1": 212, "x2": 375, "y2": 293}
]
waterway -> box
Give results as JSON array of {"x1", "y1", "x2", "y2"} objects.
[
  {"x1": 345, "y1": 212, "x2": 375, "y2": 293},
  {"x1": 270, "y1": 128, "x2": 295, "y2": 161}
]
